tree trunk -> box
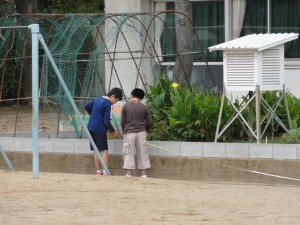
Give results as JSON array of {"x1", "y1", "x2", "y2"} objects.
[
  {"x1": 14, "y1": 0, "x2": 38, "y2": 103},
  {"x1": 173, "y1": 0, "x2": 193, "y2": 87},
  {"x1": 14, "y1": 0, "x2": 38, "y2": 13},
  {"x1": 0, "y1": 0, "x2": 15, "y2": 16},
  {"x1": 37, "y1": 0, "x2": 49, "y2": 12}
]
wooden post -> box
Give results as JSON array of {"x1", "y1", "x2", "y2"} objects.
[
  {"x1": 248, "y1": 91, "x2": 253, "y2": 143},
  {"x1": 283, "y1": 84, "x2": 292, "y2": 130},
  {"x1": 256, "y1": 85, "x2": 261, "y2": 143},
  {"x1": 215, "y1": 85, "x2": 226, "y2": 143}
]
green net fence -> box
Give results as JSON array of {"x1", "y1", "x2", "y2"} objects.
[{"x1": 0, "y1": 12, "x2": 216, "y2": 138}]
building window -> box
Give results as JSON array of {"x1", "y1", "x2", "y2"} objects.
[
  {"x1": 160, "y1": 0, "x2": 299, "y2": 61},
  {"x1": 160, "y1": 2, "x2": 176, "y2": 62},
  {"x1": 160, "y1": 1, "x2": 225, "y2": 62},
  {"x1": 271, "y1": 0, "x2": 300, "y2": 58},
  {"x1": 192, "y1": 1, "x2": 224, "y2": 62},
  {"x1": 240, "y1": 0, "x2": 300, "y2": 58}
]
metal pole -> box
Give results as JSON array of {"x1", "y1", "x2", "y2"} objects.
[
  {"x1": 248, "y1": 91, "x2": 254, "y2": 143},
  {"x1": 215, "y1": 85, "x2": 225, "y2": 142},
  {"x1": 283, "y1": 84, "x2": 292, "y2": 130},
  {"x1": 224, "y1": 0, "x2": 231, "y2": 41},
  {"x1": 256, "y1": 85, "x2": 261, "y2": 143},
  {"x1": 38, "y1": 34, "x2": 111, "y2": 175},
  {"x1": 0, "y1": 144, "x2": 14, "y2": 171},
  {"x1": 267, "y1": 0, "x2": 271, "y2": 33},
  {"x1": 29, "y1": 24, "x2": 40, "y2": 179},
  {"x1": 0, "y1": 26, "x2": 28, "y2": 29}
]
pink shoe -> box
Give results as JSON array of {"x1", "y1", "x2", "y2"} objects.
[
  {"x1": 96, "y1": 170, "x2": 108, "y2": 176},
  {"x1": 96, "y1": 171, "x2": 102, "y2": 175}
]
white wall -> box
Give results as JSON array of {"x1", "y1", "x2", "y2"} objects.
[
  {"x1": 105, "y1": 0, "x2": 150, "y2": 14},
  {"x1": 104, "y1": 0, "x2": 152, "y2": 98},
  {"x1": 285, "y1": 68, "x2": 300, "y2": 98},
  {"x1": 104, "y1": 0, "x2": 300, "y2": 99}
]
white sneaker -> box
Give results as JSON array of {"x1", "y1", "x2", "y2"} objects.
[
  {"x1": 125, "y1": 174, "x2": 132, "y2": 177},
  {"x1": 140, "y1": 174, "x2": 147, "y2": 178}
]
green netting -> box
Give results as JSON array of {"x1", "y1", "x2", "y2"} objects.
[{"x1": 0, "y1": 12, "x2": 214, "y2": 137}]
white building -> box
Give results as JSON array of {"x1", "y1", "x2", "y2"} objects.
[{"x1": 105, "y1": 0, "x2": 300, "y2": 97}]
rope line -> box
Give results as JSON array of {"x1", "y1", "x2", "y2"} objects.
[{"x1": 147, "y1": 142, "x2": 300, "y2": 182}]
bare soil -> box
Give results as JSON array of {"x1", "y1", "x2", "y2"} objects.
[
  {"x1": 0, "y1": 104, "x2": 121, "y2": 135},
  {"x1": 1, "y1": 105, "x2": 300, "y2": 224},
  {"x1": 0, "y1": 105, "x2": 79, "y2": 134},
  {"x1": 0, "y1": 170, "x2": 300, "y2": 225}
]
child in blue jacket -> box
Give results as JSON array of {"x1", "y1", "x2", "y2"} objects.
[{"x1": 85, "y1": 87, "x2": 123, "y2": 175}]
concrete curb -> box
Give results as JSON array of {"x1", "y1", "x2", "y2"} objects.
[
  {"x1": 1, "y1": 137, "x2": 300, "y2": 185},
  {"x1": 1, "y1": 137, "x2": 299, "y2": 160}
]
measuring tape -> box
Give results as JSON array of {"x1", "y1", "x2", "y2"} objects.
[{"x1": 147, "y1": 142, "x2": 300, "y2": 182}]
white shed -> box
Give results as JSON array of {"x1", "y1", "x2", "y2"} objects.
[
  {"x1": 209, "y1": 33, "x2": 299, "y2": 91},
  {"x1": 209, "y1": 33, "x2": 299, "y2": 143}
]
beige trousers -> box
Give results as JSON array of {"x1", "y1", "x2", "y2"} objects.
[{"x1": 122, "y1": 131, "x2": 151, "y2": 170}]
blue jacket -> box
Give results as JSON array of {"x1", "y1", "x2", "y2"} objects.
[{"x1": 85, "y1": 96, "x2": 114, "y2": 134}]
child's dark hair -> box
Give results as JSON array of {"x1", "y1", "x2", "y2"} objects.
[
  {"x1": 107, "y1": 87, "x2": 123, "y2": 100},
  {"x1": 131, "y1": 88, "x2": 145, "y2": 99}
]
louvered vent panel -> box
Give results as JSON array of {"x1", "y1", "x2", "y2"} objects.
[
  {"x1": 226, "y1": 53, "x2": 254, "y2": 88},
  {"x1": 262, "y1": 49, "x2": 280, "y2": 86}
]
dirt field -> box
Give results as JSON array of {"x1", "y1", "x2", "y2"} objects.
[
  {"x1": 0, "y1": 104, "x2": 120, "y2": 135},
  {"x1": 1, "y1": 170, "x2": 300, "y2": 225},
  {"x1": 0, "y1": 105, "x2": 62, "y2": 134},
  {"x1": 1, "y1": 105, "x2": 300, "y2": 224}
]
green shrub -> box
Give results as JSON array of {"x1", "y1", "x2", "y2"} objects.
[
  {"x1": 148, "y1": 120, "x2": 177, "y2": 141},
  {"x1": 0, "y1": 62, "x2": 19, "y2": 100},
  {"x1": 146, "y1": 76, "x2": 239, "y2": 142},
  {"x1": 146, "y1": 76, "x2": 300, "y2": 143},
  {"x1": 146, "y1": 74, "x2": 173, "y2": 121},
  {"x1": 278, "y1": 128, "x2": 300, "y2": 144},
  {"x1": 259, "y1": 91, "x2": 300, "y2": 136}
]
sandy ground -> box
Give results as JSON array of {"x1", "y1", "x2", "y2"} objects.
[
  {"x1": 0, "y1": 170, "x2": 300, "y2": 225},
  {"x1": 1, "y1": 106, "x2": 300, "y2": 224},
  {"x1": 0, "y1": 104, "x2": 121, "y2": 135},
  {"x1": 0, "y1": 105, "x2": 62, "y2": 133}
]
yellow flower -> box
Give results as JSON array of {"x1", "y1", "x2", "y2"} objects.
[{"x1": 171, "y1": 82, "x2": 179, "y2": 90}]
